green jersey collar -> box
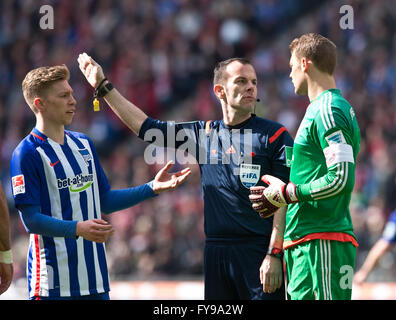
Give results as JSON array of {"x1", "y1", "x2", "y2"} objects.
[{"x1": 310, "y1": 88, "x2": 340, "y2": 104}]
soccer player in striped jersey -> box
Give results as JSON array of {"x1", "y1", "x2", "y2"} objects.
[
  {"x1": 10, "y1": 65, "x2": 191, "y2": 300},
  {"x1": 78, "y1": 53, "x2": 293, "y2": 300},
  {"x1": 249, "y1": 33, "x2": 361, "y2": 300}
]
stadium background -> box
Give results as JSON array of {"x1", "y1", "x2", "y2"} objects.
[{"x1": 1, "y1": 0, "x2": 396, "y2": 299}]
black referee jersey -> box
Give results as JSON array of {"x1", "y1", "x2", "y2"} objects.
[{"x1": 139, "y1": 114, "x2": 293, "y2": 299}]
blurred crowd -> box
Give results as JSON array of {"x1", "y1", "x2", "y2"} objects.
[{"x1": 2, "y1": 0, "x2": 396, "y2": 284}]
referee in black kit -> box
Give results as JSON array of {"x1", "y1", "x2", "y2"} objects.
[{"x1": 78, "y1": 53, "x2": 293, "y2": 300}]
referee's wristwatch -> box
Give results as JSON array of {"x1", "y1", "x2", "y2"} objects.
[
  {"x1": 95, "y1": 78, "x2": 114, "y2": 98},
  {"x1": 97, "y1": 81, "x2": 114, "y2": 98},
  {"x1": 267, "y1": 247, "x2": 283, "y2": 259}
]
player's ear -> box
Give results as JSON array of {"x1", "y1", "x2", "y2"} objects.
[
  {"x1": 33, "y1": 97, "x2": 45, "y2": 112},
  {"x1": 301, "y1": 57, "x2": 310, "y2": 73}
]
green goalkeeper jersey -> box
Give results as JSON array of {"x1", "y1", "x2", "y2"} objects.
[{"x1": 283, "y1": 89, "x2": 360, "y2": 247}]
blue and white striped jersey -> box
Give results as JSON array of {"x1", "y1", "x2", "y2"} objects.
[{"x1": 10, "y1": 128, "x2": 111, "y2": 298}]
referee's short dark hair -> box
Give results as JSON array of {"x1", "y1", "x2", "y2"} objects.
[{"x1": 213, "y1": 57, "x2": 252, "y2": 85}]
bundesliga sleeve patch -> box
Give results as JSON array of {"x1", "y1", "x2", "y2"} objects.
[
  {"x1": 325, "y1": 130, "x2": 346, "y2": 145},
  {"x1": 323, "y1": 130, "x2": 354, "y2": 167},
  {"x1": 12, "y1": 174, "x2": 25, "y2": 195}
]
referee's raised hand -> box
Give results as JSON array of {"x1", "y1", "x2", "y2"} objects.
[{"x1": 77, "y1": 52, "x2": 105, "y2": 89}]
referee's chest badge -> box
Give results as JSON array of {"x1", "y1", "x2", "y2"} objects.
[{"x1": 239, "y1": 163, "x2": 260, "y2": 188}]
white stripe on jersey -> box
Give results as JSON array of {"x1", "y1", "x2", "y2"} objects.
[
  {"x1": 310, "y1": 162, "x2": 342, "y2": 195},
  {"x1": 319, "y1": 239, "x2": 327, "y2": 299},
  {"x1": 327, "y1": 93, "x2": 335, "y2": 128},
  {"x1": 320, "y1": 240, "x2": 333, "y2": 300},
  {"x1": 319, "y1": 92, "x2": 335, "y2": 131},
  {"x1": 320, "y1": 93, "x2": 329, "y2": 131}
]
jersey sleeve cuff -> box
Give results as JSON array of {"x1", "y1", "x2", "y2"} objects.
[
  {"x1": 146, "y1": 180, "x2": 157, "y2": 197},
  {"x1": 138, "y1": 117, "x2": 154, "y2": 139},
  {"x1": 296, "y1": 183, "x2": 313, "y2": 201}
]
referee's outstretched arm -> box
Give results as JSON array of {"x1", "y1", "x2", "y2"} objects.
[{"x1": 78, "y1": 53, "x2": 147, "y2": 136}]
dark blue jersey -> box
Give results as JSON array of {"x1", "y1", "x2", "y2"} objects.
[{"x1": 139, "y1": 115, "x2": 293, "y2": 239}]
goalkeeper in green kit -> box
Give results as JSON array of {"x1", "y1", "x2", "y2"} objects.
[{"x1": 249, "y1": 33, "x2": 360, "y2": 300}]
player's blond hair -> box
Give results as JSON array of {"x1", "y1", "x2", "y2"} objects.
[
  {"x1": 22, "y1": 65, "x2": 70, "y2": 113},
  {"x1": 289, "y1": 33, "x2": 337, "y2": 75}
]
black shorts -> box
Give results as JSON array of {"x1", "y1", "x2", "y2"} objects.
[{"x1": 204, "y1": 237, "x2": 285, "y2": 300}]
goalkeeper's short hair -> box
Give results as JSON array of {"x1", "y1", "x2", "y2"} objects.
[{"x1": 289, "y1": 33, "x2": 337, "y2": 75}]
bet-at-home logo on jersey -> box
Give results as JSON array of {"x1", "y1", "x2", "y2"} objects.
[
  {"x1": 239, "y1": 163, "x2": 260, "y2": 188},
  {"x1": 57, "y1": 173, "x2": 94, "y2": 192}
]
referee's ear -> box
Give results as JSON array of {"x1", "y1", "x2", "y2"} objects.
[{"x1": 213, "y1": 84, "x2": 225, "y2": 101}]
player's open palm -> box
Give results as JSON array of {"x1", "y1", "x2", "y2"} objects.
[
  {"x1": 152, "y1": 161, "x2": 191, "y2": 194},
  {"x1": 77, "y1": 52, "x2": 105, "y2": 88}
]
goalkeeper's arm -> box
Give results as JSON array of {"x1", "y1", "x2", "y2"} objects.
[
  {"x1": 295, "y1": 161, "x2": 355, "y2": 201},
  {"x1": 256, "y1": 160, "x2": 355, "y2": 209}
]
